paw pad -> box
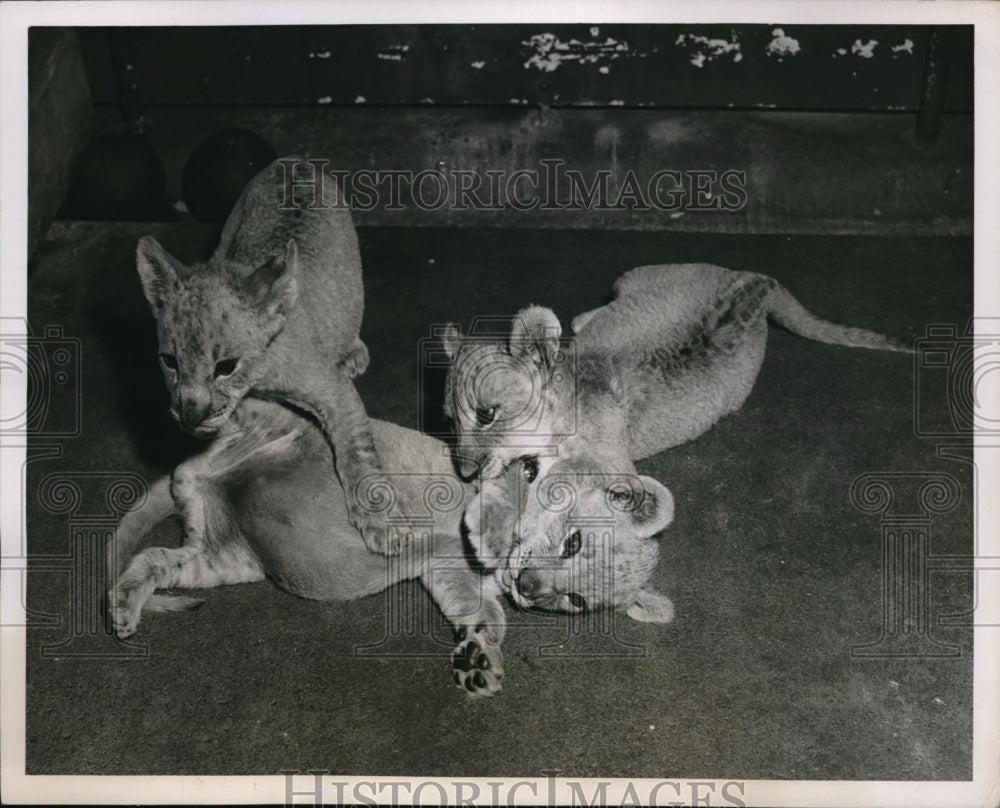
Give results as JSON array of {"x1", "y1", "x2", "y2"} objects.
[{"x1": 451, "y1": 629, "x2": 503, "y2": 697}]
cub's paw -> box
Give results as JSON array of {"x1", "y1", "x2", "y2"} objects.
[
  {"x1": 108, "y1": 583, "x2": 145, "y2": 638},
  {"x1": 350, "y1": 508, "x2": 418, "y2": 556},
  {"x1": 451, "y1": 624, "x2": 504, "y2": 697},
  {"x1": 570, "y1": 306, "x2": 601, "y2": 334},
  {"x1": 338, "y1": 339, "x2": 370, "y2": 380}
]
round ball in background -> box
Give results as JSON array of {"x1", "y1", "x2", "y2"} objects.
[
  {"x1": 66, "y1": 133, "x2": 168, "y2": 221},
  {"x1": 181, "y1": 128, "x2": 278, "y2": 224}
]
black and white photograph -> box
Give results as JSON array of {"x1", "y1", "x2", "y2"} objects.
[{"x1": 1, "y1": 2, "x2": 998, "y2": 806}]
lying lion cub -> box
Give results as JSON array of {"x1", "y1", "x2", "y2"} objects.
[
  {"x1": 108, "y1": 398, "x2": 675, "y2": 696},
  {"x1": 442, "y1": 263, "x2": 909, "y2": 480}
]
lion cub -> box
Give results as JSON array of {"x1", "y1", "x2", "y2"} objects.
[
  {"x1": 464, "y1": 454, "x2": 678, "y2": 623},
  {"x1": 442, "y1": 263, "x2": 910, "y2": 480},
  {"x1": 136, "y1": 157, "x2": 410, "y2": 554},
  {"x1": 109, "y1": 400, "x2": 508, "y2": 696}
]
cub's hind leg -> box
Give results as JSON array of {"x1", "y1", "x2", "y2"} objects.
[
  {"x1": 110, "y1": 405, "x2": 300, "y2": 637},
  {"x1": 707, "y1": 273, "x2": 775, "y2": 354},
  {"x1": 111, "y1": 541, "x2": 264, "y2": 638}
]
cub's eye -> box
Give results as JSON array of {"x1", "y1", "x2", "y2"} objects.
[
  {"x1": 213, "y1": 358, "x2": 238, "y2": 378},
  {"x1": 608, "y1": 486, "x2": 633, "y2": 506},
  {"x1": 521, "y1": 456, "x2": 539, "y2": 484},
  {"x1": 475, "y1": 406, "x2": 497, "y2": 427},
  {"x1": 561, "y1": 529, "x2": 582, "y2": 558},
  {"x1": 159, "y1": 353, "x2": 179, "y2": 372},
  {"x1": 567, "y1": 592, "x2": 587, "y2": 610}
]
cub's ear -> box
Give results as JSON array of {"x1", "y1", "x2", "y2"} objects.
[
  {"x1": 622, "y1": 475, "x2": 675, "y2": 538},
  {"x1": 509, "y1": 305, "x2": 562, "y2": 367},
  {"x1": 440, "y1": 324, "x2": 463, "y2": 361},
  {"x1": 246, "y1": 238, "x2": 299, "y2": 317},
  {"x1": 136, "y1": 236, "x2": 186, "y2": 311},
  {"x1": 625, "y1": 588, "x2": 675, "y2": 624}
]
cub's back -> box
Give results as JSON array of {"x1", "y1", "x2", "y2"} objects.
[
  {"x1": 574, "y1": 264, "x2": 736, "y2": 355},
  {"x1": 217, "y1": 157, "x2": 363, "y2": 358},
  {"x1": 575, "y1": 263, "x2": 768, "y2": 459}
]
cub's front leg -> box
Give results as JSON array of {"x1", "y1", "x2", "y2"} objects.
[
  {"x1": 254, "y1": 356, "x2": 417, "y2": 556},
  {"x1": 420, "y1": 562, "x2": 507, "y2": 697}
]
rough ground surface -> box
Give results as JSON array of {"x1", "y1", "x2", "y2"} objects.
[{"x1": 24, "y1": 223, "x2": 972, "y2": 779}]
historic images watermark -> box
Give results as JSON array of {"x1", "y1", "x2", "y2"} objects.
[
  {"x1": 0, "y1": 317, "x2": 148, "y2": 655},
  {"x1": 850, "y1": 319, "x2": 1000, "y2": 659},
  {"x1": 351, "y1": 466, "x2": 660, "y2": 660},
  {"x1": 278, "y1": 157, "x2": 748, "y2": 214},
  {"x1": 0, "y1": 317, "x2": 82, "y2": 439},
  {"x1": 417, "y1": 317, "x2": 579, "y2": 441},
  {"x1": 281, "y1": 770, "x2": 749, "y2": 807},
  {"x1": 913, "y1": 318, "x2": 1000, "y2": 438}
]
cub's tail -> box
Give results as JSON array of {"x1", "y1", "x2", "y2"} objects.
[
  {"x1": 145, "y1": 594, "x2": 205, "y2": 612},
  {"x1": 764, "y1": 279, "x2": 912, "y2": 354},
  {"x1": 106, "y1": 475, "x2": 175, "y2": 581}
]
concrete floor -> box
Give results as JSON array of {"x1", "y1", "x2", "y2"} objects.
[{"x1": 24, "y1": 222, "x2": 972, "y2": 779}]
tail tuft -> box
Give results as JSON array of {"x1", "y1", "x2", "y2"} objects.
[{"x1": 145, "y1": 594, "x2": 205, "y2": 613}]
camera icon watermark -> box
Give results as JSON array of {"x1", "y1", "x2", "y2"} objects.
[
  {"x1": 418, "y1": 317, "x2": 579, "y2": 443},
  {"x1": 351, "y1": 467, "x2": 656, "y2": 659},
  {"x1": 0, "y1": 318, "x2": 82, "y2": 438},
  {"x1": 914, "y1": 319, "x2": 1000, "y2": 438}
]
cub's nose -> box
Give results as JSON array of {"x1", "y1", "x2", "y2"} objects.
[
  {"x1": 457, "y1": 456, "x2": 480, "y2": 480},
  {"x1": 516, "y1": 568, "x2": 544, "y2": 599},
  {"x1": 179, "y1": 394, "x2": 211, "y2": 432}
]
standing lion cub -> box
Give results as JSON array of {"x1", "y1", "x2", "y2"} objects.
[{"x1": 135, "y1": 157, "x2": 412, "y2": 554}]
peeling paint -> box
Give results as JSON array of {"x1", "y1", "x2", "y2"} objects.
[
  {"x1": 522, "y1": 32, "x2": 632, "y2": 72},
  {"x1": 599, "y1": 65, "x2": 610, "y2": 74},
  {"x1": 609, "y1": 99, "x2": 625, "y2": 106},
  {"x1": 675, "y1": 33, "x2": 742, "y2": 68},
  {"x1": 590, "y1": 26, "x2": 600, "y2": 37},
  {"x1": 765, "y1": 28, "x2": 800, "y2": 60},
  {"x1": 355, "y1": 95, "x2": 366, "y2": 104},
  {"x1": 834, "y1": 47, "x2": 848, "y2": 57},
  {"x1": 470, "y1": 60, "x2": 486, "y2": 70},
  {"x1": 378, "y1": 44, "x2": 410, "y2": 62},
  {"x1": 310, "y1": 50, "x2": 332, "y2": 59},
  {"x1": 851, "y1": 39, "x2": 878, "y2": 59},
  {"x1": 892, "y1": 38, "x2": 915, "y2": 55}
]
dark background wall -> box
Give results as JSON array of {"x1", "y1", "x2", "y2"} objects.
[
  {"x1": 29, "y1": 24, "x2": 974, "y2": 254},
  {"x1": 76, "y1": 25, "x2": 972, "y2": 111}
]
